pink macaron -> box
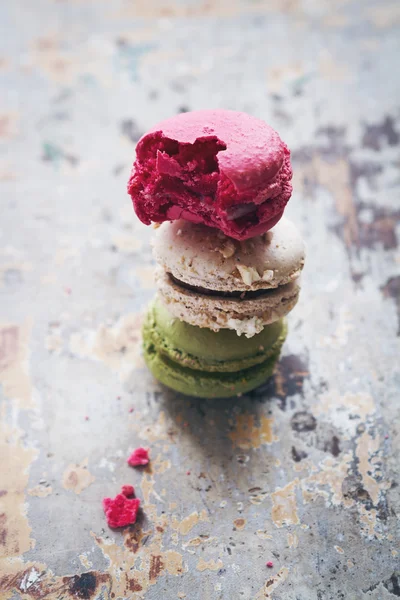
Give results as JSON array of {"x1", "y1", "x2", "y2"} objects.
[{"x1": 127, "y1": 109, "x2": 292, "y2": 240}]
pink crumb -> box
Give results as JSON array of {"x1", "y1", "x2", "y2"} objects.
[
  {"x1": 129, "y1": 407, "x2": 134, "y2": 413},
  {"x1": 186, "y1": 471, "x2": 191, "y2": 476},
  {"x1": 84, "y1": 416, "x2": 89, "y2": 421},
  {"x1": 121, "y1": 484, "x2": 135, "y2": 498},
  {"x1": 127, "y1": 447, "x2": 150, "y2": 467},
  {"x1": 102, "y1": 491, "x2": 140, "y2": 528},
  {"x1": 65, "y1": 287, "x2": 72, "y2": 295},
  {"x1": 385, "y1": 434, "x2": 389, "y2": 439},
  {"x1": 266, "y1": 561, "x2": 274, "y2": 568}
]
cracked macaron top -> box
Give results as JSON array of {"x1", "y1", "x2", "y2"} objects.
[
  {"x1": 152, "y1": 217, "x2": 305, "y2": 293},
  {"x1": 127, "y1": 109, "x2": 292, "y2": 240}
]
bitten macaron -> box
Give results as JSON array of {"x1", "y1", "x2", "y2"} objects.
[
  {"x1": 128, "y1": 109, "x2": 292, "y2": 240},
  {"x1": 152, "y1": 217, "x2": 305, "y2": 337}
]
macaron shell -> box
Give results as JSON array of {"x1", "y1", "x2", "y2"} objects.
[
  {"x1": 146, "y1": 109, "x2": 285, "y2": 192},
  {"x1": 144, "y1": 299, "x2": 286, "y2": 372},
  {"x1": 143, "y1": 346, "x2": 283, "y2": 399},
  {"x1": 152, "y1": 217, "x2": 305, "y2": 292},
  {"x1": 156, "y1": 269, "x2": 300, "y2": 337}
]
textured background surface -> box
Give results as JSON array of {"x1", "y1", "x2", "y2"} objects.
[{"x1": 1, "y1": 1, "x2": 400, "y2": 599}]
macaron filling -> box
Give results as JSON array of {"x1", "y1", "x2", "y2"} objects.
[{"x1": 168, "y1": 273, "x2": 294, "y2": 300}]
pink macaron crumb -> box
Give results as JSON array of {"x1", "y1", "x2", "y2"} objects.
[
  {"x1": 102, "y1": 491, "x2": 140, "y2": 528},
  {"x1": 121, "y1": 484, "x2": 135, "y2": 497},
  {"x1": 127, "y1": 447, "x2": 150, "y2": 467}
]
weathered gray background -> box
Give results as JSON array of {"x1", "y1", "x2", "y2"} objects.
[{"x1": 1, "y1": 1, "x2": 399, "y2": 599}]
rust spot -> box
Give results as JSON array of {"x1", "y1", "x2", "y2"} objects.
[
  {"x1": 65, "y1": 572, "x2": 110, "y2": 599},
  {"x1": 124, "y1": 526, "x2": 148, "y2": 553},
  {"x1": 66, "y1": 573, "x2": 96, "y2": 599},
  {"x1": 156, "y1": 526, "x2": 164, "y2": 533},
  {"x1": 291, "y1": 411, "x2": 316, "y2": 432},
  {"x1": 127, "y1": 578, "x2": 143, "y2": 592},
  {"x1": 0, "y1": 567, "x2": 44, "y2": 597},
  {"x1": 233, "y1": 518, "x2": 246, "y2": 530},
  {"x1": 362, "y1": 115, "x2": 399, "y2": 151},
  {"x1": 149, "y1": 555, "x2": 164, "y2": 581}
]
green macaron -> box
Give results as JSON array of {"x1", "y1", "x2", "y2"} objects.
[{"x1": 142, "y1": 299, "x2": 286, "y2": 398}]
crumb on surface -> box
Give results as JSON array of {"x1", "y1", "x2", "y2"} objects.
[
  {"x1": 121, "y1": 484, "x2": 135, "y2": 497},
  {"x1": 127, "y1": 447, "x2": 150, "y2": 467},
  {"x1": 102, "y1": 490, "x2": 140, "y2": 528}
]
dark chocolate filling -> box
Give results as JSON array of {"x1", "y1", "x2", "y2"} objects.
[{"x1": 169, "y1": 273, "x2": 283, "y2": 300}]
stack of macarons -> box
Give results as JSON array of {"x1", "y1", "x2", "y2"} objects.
[{"x1": 128, "y1": 110, "x2": 305, "y2": 398}]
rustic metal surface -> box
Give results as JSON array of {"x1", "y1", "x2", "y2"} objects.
[{"x1": 1, "y1": 1, "x2": 400, "y2": 599}]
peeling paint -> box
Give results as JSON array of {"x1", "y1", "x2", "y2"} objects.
[
  {"x1": 69, "y1": 314, "x2": 143, "y2": 379},
  {"x1": 254, "y1": 567, "x2": 290, "y2": 599},
  {"x1": 62, "y1": 459, "x2": 95, "y2": 495},
  {"x1": 228, "y1": 414, "x2": 274, "y2": 449},
  {"x1": 301, "y1": 453, "x2": 354, "y2": 507},
  {"x1": 139, "y1": 412, "x2": 172, "y2": 443},
  {"x1": 28, "y1": 484, "x2": 52, "y2": 498},
  {"x1": 196, "y1": 558, "x2": 223, "y2": 572},
  {"x1": 171, "y1": 510, "x2": 209, "y2": 536},
  {"x1": 355, "y1": 430, "x2": 385, "y2": 505},
  {"x1": 0, "y1": 322, "x2": 33, "y2": 408},
  {"x1": 271, "y1": 480, "x2": 300, "y2": 528},
  {"x1": 0, "y1": 419, "x2": 38, "y2": 559},
  {"x1": 79, "y1": 554, "x2": 93, "y2": 569}
]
